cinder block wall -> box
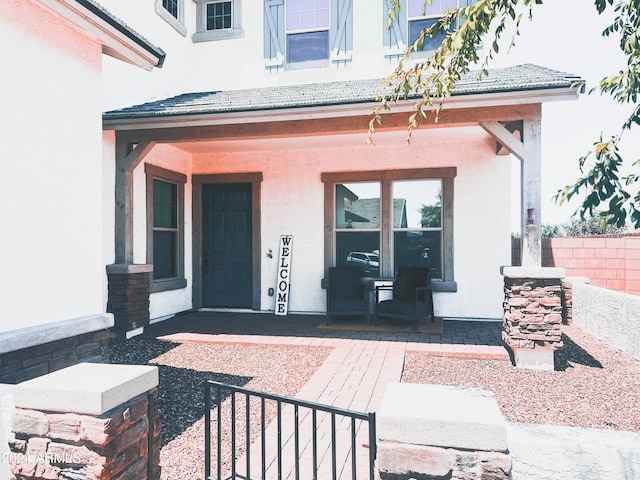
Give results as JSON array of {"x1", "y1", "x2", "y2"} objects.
[
  {"x1": 573, "y1": 282, "x2": 640, "y2": 361},
  {"x1": 512, "y1": 235, "x2": 640, "y2": 296}
]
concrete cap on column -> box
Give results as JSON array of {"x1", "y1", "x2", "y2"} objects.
[
  {"x1": 500, "y1": 266, "x2": 566, "y2": 279},
  {"x1": 378, "y1": 383, "x2": 508, "y2": 452},
  {"x1": 13, "y1": 363, "x2": 158, "y2": 416}
]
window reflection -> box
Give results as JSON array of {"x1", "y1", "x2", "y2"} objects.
[
  {"x1": 335, "y1": 183, "x2": 381, "y2": 229},
  {"x1": 336, "y1": 183, "x2": 381, "y2": 277},
  {"x1": 393, "y1": 180, "x2": 442, "y2": 279},
  {"x1": 393, "y1": 180, "x2": 441, "y2": 229}
]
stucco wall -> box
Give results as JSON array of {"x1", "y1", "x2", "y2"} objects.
[
  {"x1": 573, "y1": 283, "x2": 640, "y2": 361},
  {"x1": 97, "y1": 0, "x2": 478, "y2": 110},
  {"x1": 190, "y1": 126, "x2": 510, "y2": 319},
  {"x1": 0, "y1": 1, "x2": 105, "y2": 332}
]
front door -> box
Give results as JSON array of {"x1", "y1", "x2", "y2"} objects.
[{"x1": 202, "y1": 183, "x2": 252, "y2": 308}]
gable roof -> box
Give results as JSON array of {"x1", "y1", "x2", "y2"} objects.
[
  {"x1": 76, "y1": 0, "x2": 165, "y2": 67},
  {"x1": 103, "y1": 64, "x2": 581, "y2": 121},
  {"x1": 40, "y1": 0, "x2": 165, "y2": 70}
]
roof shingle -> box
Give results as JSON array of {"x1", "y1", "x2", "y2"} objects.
[{"x1": 103, "y1": 64, "x2": 581, "y2": 120}]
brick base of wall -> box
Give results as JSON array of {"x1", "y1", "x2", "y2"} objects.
[
  {"x1": 106, "y1": 264, "x2": 152, "y2": 338},
  {"x1": 0, "y1": 330, "x2": 109, "y2": 384}
]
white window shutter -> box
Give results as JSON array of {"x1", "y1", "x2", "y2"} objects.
[
  {"x1": 330, "y1": 0, "x2": 353, "y2": 66},
  {"x1": 264, "y1": 0, "x2": 284, "y2": 70},
  {"x1": 383, "y1": 0, "x2": 407, "y2": 59}
]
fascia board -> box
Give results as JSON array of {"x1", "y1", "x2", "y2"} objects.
[
  {"x1": 102, "y1": 86, "x2": 580, "y2": 131},
  {"x1": 38, "y1": 0, "x2": 163, "y2": 71}
]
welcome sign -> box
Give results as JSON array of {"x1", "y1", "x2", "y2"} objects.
[{"x1": 275, "y1": 235, "x2": 293, "y2": 316}]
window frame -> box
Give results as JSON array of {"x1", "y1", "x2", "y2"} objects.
[
  {"x1": 155, "y1": 0, "x2": 187, "y2": 36},
  {"x1": 383, "y1": 0, "x2": 470, "y2": 60},
  {"x1": 322, "y1": 168, "x2": 457, "y2": 292},
  {"x1": 193, "y1": 0, "x2": 244, "y2": 42},
  {"x1": 284, "y1": 0, "x2": 331, "y2": 69},
  {"x1": 145, "y1": 164, "x2": 188, "y2": 293}
]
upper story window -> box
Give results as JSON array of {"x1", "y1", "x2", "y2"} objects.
[
  {"x1": 264, "y1": 0, "x2": 353, "y2": 73},
  {"x1": 155, "y1": 0, "x2": 187, "y2": 36},
  {"x1": 285, "y1": 0, "x2": 330, "y2": 68},
  {"x1": 383, "y1": 0, "x2": 473, "y2": 60},
  {"x1": 194, "y1": 0, "x2": 244, "y2": 42}
]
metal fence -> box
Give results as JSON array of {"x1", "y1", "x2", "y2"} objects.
[{"x1": 204, "y1": 380, "x2": 377, "y2": 480}]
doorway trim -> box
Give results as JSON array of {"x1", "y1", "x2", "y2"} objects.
[{"x1": 192, "y1": 173, "x2": 263, "y2": 311}]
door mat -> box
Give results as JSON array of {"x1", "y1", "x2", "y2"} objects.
[{"x1": 318, "y1": 317, "x2": 444, "y2": 334}]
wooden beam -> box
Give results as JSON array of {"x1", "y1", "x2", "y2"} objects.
[
  {"x1": 520, "y1": 117, "x2": 543, "y2": 267},
  {"x1": 115, "y1": 104, "x2": 543, "y2": 144},
  {"x1": 480, "y1": 121, "x2": 524, "y2": 159},
  {"x1": 114, "y1": 140, "x2": 156, "y2": 264}
]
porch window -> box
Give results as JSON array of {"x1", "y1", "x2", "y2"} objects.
[
  {"x1": 323, "y1": 168, "x2": 456, "y2": 290},
  {"x1": 335, "y1": 182, "x2": 381, "y2": 277},
  {"x1": 145, "y1": 165, "x2": 187, "y2": 292},
  {"x1": 194, "y1": 0, "x2": 244, "y2": 41},
  {"x1": 155, "y1": 0, "x2": 187, "y2": 36}
]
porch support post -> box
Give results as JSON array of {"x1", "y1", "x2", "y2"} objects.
[
  {"x1": 480, "y1": 113, "x2": 542, "y2": 267},
  {"x1": 520, "y1": 117, "x2": 542, "y2": 267},
  {"x1": 114, "y1": 139, "x2": 156, "y2": 264}
]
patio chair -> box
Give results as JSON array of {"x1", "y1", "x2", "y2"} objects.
[
  {"x1": 325, "y1": 266, "x2": 368, "y2": 324},
  {"x1": 374, "y1": 266, "x2": 434, "y2": 331}
]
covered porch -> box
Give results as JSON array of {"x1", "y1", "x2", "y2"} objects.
[{"x1": 102, "y1": 64, "x2": 582, "y2": 337}]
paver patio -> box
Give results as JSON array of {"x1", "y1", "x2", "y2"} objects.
[{"x1": 145, "y1": 311, "x2": 509, "y2": 479}]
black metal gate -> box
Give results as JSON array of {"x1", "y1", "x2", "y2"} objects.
[{"x1": 204, "y1": 380, "x2": 377, "y2": 480}]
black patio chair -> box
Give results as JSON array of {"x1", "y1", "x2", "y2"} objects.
[
  {"x1": 325, "y1": 266, "x2": 368, "y2": 324},
  {"x1": 374, "y1": 266, "x2": 434, "y2": 331}
]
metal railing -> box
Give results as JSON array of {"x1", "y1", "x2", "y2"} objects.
[{"x1": 204, "y1": 380, "x2": 377, "y2": 480}]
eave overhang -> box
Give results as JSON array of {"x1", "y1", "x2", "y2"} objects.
[
  {"x1": 103, "y1": 85, "x2": 580, "y2": 133},
  {"x1": 39, "y1": 0, "x2": 165, "y2": 70}
]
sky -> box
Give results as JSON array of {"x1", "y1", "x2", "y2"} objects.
[{"x1": 491, "y1": 0, "x2": 640, "y2": 229}]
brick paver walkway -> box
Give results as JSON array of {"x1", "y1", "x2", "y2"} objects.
[{"x1": 146, "y1": 311, "x2": 509, "y2": 479}]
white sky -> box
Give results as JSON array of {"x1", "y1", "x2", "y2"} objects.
[{"x1": 491, "y1": 0, "x2": 640, "y2": 229}]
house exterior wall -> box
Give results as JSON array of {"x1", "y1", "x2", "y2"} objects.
[
  {"x1": 98, "y1": 0, "x2": 406, "y2": 110},
  {"x1": 189, "y1": 127, "x2": 511, "y2": 319},
  {"x1": 0, "y1": 1, "x2": 106, "y2": 332}
]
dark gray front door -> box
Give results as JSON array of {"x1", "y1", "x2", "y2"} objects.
[{"x1": 202, "y1": 183, "x2": 252, "y2": 308}]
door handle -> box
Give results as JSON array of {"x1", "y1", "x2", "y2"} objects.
[{"x1": 203, "y1": 252, "x2": 209, "y2": 275}]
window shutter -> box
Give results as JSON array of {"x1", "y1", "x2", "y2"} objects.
[
  {"x1": 264, "y1": 0, "x2": 284, "y2": 71},
  {"x1": 382, "y1": 0, "x2": 407, "y2": 59},
  {"x1": 330, "y1": 0, "x2": 353, "y2": 66}
]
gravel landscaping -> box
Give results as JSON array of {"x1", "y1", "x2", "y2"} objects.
[
  {"x1": 109, "y1": 339, "x2": 331, "y2": 480},
  {"x1": 109, "y1": 323, "x2": 639, "y2": 479},
  {"x1": 403, "y1": 325, "x2": 640, "y2": 432}
]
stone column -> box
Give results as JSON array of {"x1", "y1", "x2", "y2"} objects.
[
  {"x1": 501, "y1": 266, "x2": 566, "y2": 370},
  {"x1": 106, "y1": 264, "x2": 153, "y2": 339},
  {"x1": 8, "y1": 363, "x2": 161, "y2": 480}
]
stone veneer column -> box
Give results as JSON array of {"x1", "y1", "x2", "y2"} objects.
[
  {"x1": 8, "y1": 363, "x2": 161, "y2": 480},
  {"x1": 501, "y1": 266, "x2": 566, "y2": 370},
  {"x1": 106, "y1": 264, "x2": 153, "y2": 338}
]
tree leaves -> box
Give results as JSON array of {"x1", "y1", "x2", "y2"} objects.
[{"x1": 374, "y1": 0, "x2": 640, "y2": 228}]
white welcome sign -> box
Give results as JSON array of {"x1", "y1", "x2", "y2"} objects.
[{"x1": 275, "y1": 235, "x2": 293, "y2": 316}]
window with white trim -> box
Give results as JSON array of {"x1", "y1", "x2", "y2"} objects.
[
  {"x1": 383, "y1": 0, "x2": 474, "y2": 59},
  {"x1": 323, "y1": 169, "x2": 457, "y2": 290},
  {"x1": 145, "y1": 165, "x2": 187, "y2": 292},
  {"x1": 264, "y1": 0, "x2": 353, "y2": 72},
  {"x1": 194, "y1": 0, "x2": 244, "y2": 42},
  {"x1": 155, "y1": 0, "x2": 187, "y2": 36}
]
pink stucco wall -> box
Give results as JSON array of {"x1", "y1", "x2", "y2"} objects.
[
  {"x1": 545, "y1": 235, "x2": 640, "y2": 296},
  {"x1": 188, "y1": 126, "x2": 512, "y2": 318}
]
